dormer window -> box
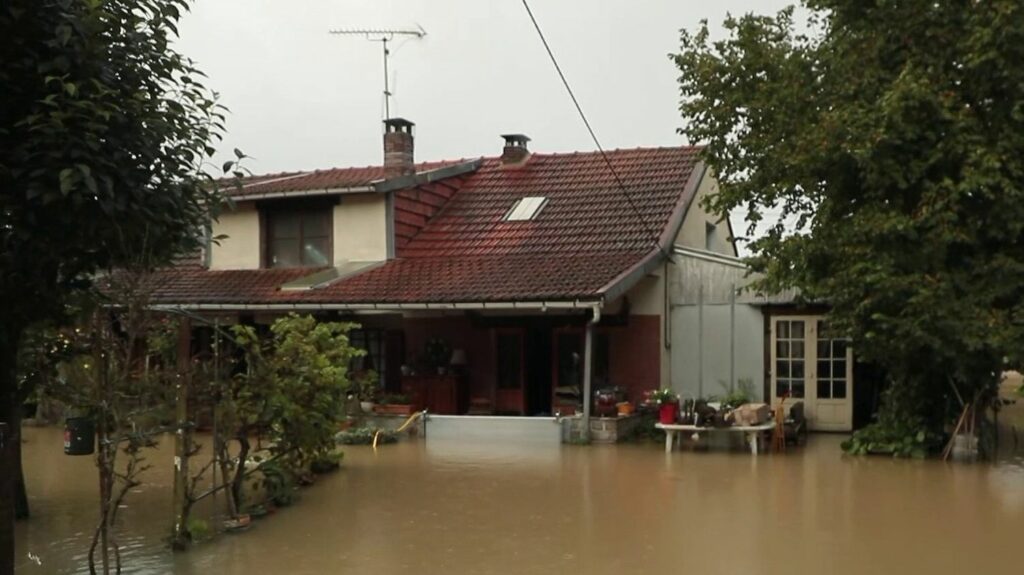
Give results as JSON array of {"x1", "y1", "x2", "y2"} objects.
[
  {"x1": 505, "y1": 196, "x2": 548, "y2": 221},
  {"x1": 265, "y1": 208, "x2": 331, "y2": 268}
]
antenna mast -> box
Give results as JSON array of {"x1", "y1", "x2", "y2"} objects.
[{"x1": 329, "y1": 25, "x2": 427, "y2": 119}]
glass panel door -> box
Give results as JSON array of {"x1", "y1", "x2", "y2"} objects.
[
  {"x1": 774, "y1": 319, "x2": 805, "y2": 399},
  {"x1": 771, "y1": 316, "x2": 854, "y2": 431},
  {"x1": 495, "y1": 330, "x2": 525, "y2": 415}
]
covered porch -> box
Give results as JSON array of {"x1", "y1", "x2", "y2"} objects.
[{"x1": 313, "y1": 300, "x2": 660, "y2": 419}]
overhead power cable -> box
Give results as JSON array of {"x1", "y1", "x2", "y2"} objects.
[{"x1": 520, "y1": 0, "x2": 670, "y2": 259}]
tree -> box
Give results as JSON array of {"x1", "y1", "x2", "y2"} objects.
[
  {"x1": 0, "y1": 0, "x2": 224, "y2": 568},
  {"x1": 673, "y1": 1, "x2": 1024, "y2": 446},
  {"x1": 222, "y1": 315, "x2": 361, "y2": 512}
]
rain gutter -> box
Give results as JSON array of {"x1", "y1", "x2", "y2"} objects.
[{"x1": 149, "y1": 300, "x2": 603, "y2": 313}]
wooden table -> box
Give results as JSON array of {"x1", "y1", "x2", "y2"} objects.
[{"x1": 655, "y1": 422, "x2": 776, "y2": 454}]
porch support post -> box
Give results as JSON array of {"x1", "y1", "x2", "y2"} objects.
[
  {"x1": 582, "y1": 314, "x2": 595, "y2": 442},
  {"x1": 729, "y1": 282, "x2": 736, "y2": 392},
  {"x1": 172, "y1": 317, "x2": 191, "y2": 549}
]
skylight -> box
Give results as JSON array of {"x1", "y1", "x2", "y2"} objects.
[{"x1": 505, "y1": 196, "x2": 548, "y2": 221}]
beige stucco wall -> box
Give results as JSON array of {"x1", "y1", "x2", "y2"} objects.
[
  {"x1": 615, "y1": 265, "x2": 672, "y2": 388},
  {"x1": 209, "y1": 203, "x2": 261, "y2": 270},
  {"x1": 675, "y1": 173, "x2": 737, "y2": 256},
  {"x1": 334, "y1": 194, "x2": 388, "y2": 264}
]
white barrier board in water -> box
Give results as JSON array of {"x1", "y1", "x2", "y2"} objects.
[{"x1": 425, "y1": 415, "x2": 563, "y2": 445}]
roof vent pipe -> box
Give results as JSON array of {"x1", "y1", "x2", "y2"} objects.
[
  {"x1": 384, "y1": 118, "x2": 415, "y2": 178},
  {"x1": 501, "y1": 134, "x2": 531, "y2": 165}
]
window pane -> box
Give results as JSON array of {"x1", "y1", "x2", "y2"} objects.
[
  {"x1": 817, "y1": 380, "x2": 832, "y2": 399},
  {"x1": 776, "y1": 380, "x2": 789, "y2": 398},
  {"x1": 834, "y1": 340, "x2": 848, "y2": 357},
  {"x1": 817, "y1": 321, "x2": 829, "y2": 339},
  {"x1": 833, "y1": 380, "x2": 847, "y2": 399},
  {"x1": 776, "y1": 341, "x2": 789, "y2": 358},
  {"x1": 270, "y1": 239, "x2": 301, "y2": 268},
  {"x1": 792, "y1": 360, "x2": 804, "y2": 378},
  {"x1": 833, "y1": 360, "x2": 847, "y2": 379},
  {"x1": 818, "y1": 340, "x2": 831, "y2": 359},
  {"x1": 777, "y1": 361, "x2": 790, "y2": 378},
  {"x1": 303, "y1": 238, "x2": 330, "y2": 266},
  {"x1": 791, "y1": 380, "x2": 805, "y2": 398},
  {"x1": 303, "y1": 211, "x2": 330, "y2": 236},
  {"x1": 792, "y1": 341, "x2": 805, "y2": 358},
  {"x1": 271, "y1": 212, "x2": 300, "y2": 238},
  {"x1": 817, "y1": 360, "x2": 831, "y2": 379},
  {"x1": 791, "y1": 321, "x2": 804, "y2": 338},
  {"x1": 777, "y1": 321, "x2": 789, "y2": 339}
]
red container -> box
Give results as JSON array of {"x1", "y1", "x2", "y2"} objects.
[{"x1": 658, "y1": 402, "x2": 679, "y2": 425}]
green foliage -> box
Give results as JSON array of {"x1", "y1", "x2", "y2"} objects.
[
  {"x1": 379, "y1": 393, "x2": 411, "y2": 405},
  {"x1": 257, "y1": 460, "x2": 297, "y2": 507},
  {"x1": 649, "y1": 388, "x2": 679, "y2": 405},
  {"x1": 621, "y1": 412, "x2": 663, "y2": 443},
  {"x1": 335, "y1": 427, "x2": 397, "y2": 445},
  {"x1": 673, "y1": 1, "x2": 1023, "y2": 434},
  {"x1": 309, "y1": 451, "x2": 344, "y2": 474},
  {"x1": 228, "y1": 314, "x2": 363, "y2": 470},
  {"x1": 718, "y1": 378, "x2": 756, "y2": 409},
  {"x1": 185, "y1": 518, "x2": 212, "y2": 542},
  {"x1": 1, "y1": 0, "x2": 227, "y2": 333},
  {"x1": 353, "y1": 369, "x2": 380, "y2": 402},
  {"x1": 843, "y1": 378, "x2": 946, "y2": 457}
]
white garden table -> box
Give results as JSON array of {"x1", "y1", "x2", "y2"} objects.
[{"x1": 655, "y1": 422, "x2": 776, "y2": 454}]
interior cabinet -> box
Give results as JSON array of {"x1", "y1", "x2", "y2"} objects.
[{"x1": 401, "y1": 374, "x2": 467, "y2": 415}]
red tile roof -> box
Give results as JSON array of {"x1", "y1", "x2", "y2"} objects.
[
  {"x1": 152, "y1": 146, "x2": 704, "y2": 306},
  {"x1": 222, "y1": 161, "x2": 465, "y2": 198},
  {"x1": 397, "y1": 147, "x2": 700, "y2": 257},
  {"x1": 145, "y1": 267, "x2": 324, "y2": 304},
  {"x1": 309, "y1": 253, "x2": 646, "y2": 304}
]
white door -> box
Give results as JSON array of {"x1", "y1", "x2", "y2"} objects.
[{"x1": 770, "y1": 316, "x2": 853, "y2": 432}]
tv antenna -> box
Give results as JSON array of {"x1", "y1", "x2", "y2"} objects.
[{"x1": 329, "y1": 25, "x2": 427, "y2": 119}]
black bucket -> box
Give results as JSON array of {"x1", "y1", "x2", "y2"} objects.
[{"x1": 64, "y1": 417, "x2": 95, "y2": 456}]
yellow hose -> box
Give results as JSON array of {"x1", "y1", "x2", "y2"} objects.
[{"x1": 373, "y1": 410, "x2": 425, "y2": 450}]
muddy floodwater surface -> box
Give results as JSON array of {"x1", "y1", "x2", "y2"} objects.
[{"x1": 13, "y1": 419, "x2": 1024, "y2": 575}]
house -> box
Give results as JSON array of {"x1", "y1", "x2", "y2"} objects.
[
  {"x1": 146, "y1": 118, "x2": 864, "y2": 433},
  {"x1": 669, "y1": 248, "x2": 878, "y2": 432}
]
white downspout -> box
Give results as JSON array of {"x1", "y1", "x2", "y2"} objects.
[{"x1": 581, "y1": 305, "x2": 601, "y2": 442}]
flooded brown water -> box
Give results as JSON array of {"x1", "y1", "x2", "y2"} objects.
[{"x1": 14, "y1": 413, "x2": 1024, "y2": 575}]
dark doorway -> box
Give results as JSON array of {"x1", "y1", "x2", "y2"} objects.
[{"x1": 524, "y1": 327, "x2": 553, "y2": 415}]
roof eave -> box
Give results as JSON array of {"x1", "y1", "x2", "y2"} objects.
[{"x1": 149, "y1": 299, "x2": 603, "y2": 312}]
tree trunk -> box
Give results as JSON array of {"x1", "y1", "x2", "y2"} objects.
[
  {"x1": 231, "y1": 435, "x2": 250, "y2": 513},
  {"x1": 1, "y1": 326, "x2": 24, "y2": 575}
]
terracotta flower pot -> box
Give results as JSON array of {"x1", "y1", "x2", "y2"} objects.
[{"x1": 658, "y1": 402, "x2": 679, "y2": 425}]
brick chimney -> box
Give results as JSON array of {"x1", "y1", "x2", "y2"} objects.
[
  {"x1": 501, "y1": 134, "x2": 531, "y2": 165},
  {"x1": 383, "y1": 118, "x2": 415, "y2": 178}
]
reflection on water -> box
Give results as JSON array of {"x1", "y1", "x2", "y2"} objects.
[{"x1": 14, "y1": 420, "x2": 1024, "y2": 575}]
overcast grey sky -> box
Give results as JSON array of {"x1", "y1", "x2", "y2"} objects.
[{"x1": 176, "y1": 0, "x2": 790, "y2": 174}]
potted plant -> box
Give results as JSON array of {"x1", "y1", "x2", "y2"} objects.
[
  {"x1": 374, "y1": 393, "x2": 415, "y2": 416},
  {"x1": 650, "y1": 388, "x2": 680, "y2": 424},
  {"x1": 354, "y1": 370, "x2": 380, "y2": 413}
]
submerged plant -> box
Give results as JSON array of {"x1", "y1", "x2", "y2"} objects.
[{"x1": 335, "y1": 427, "x2": 397, "y2": 445}]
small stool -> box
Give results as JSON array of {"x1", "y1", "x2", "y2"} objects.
[{"x1": 771, "y1": 404, "x2": 786, "y2": 453}]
